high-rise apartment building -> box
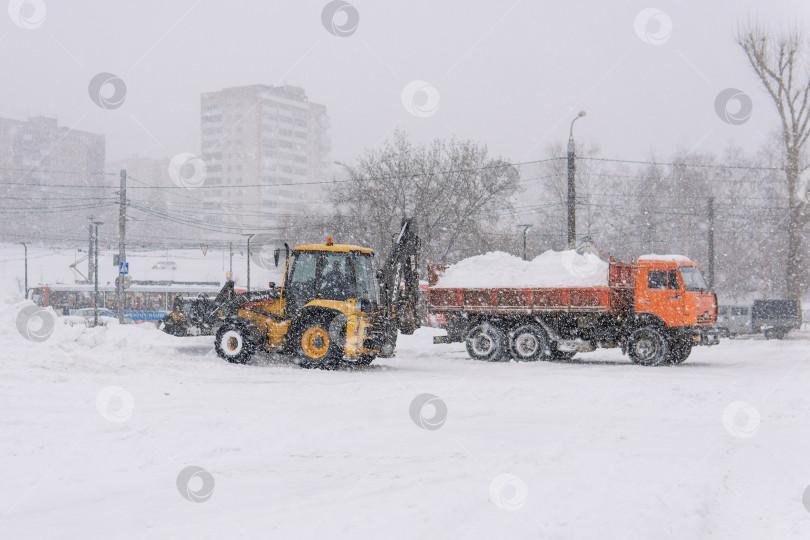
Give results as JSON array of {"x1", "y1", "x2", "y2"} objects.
[
  {"x1": 0, "y1": 116, "x2": 106, "y2": 242},
  {"x1": 200, "y1": 85, "x2": 331, "y2": 237}
]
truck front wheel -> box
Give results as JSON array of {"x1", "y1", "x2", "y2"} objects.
[
  {"x1": 466, "y1": 324, "x2": 508, "y2": 362},
  {"x1": 628, "y1": 326, "x2": 670, "y2": 366},
  {"x1": 668, "y1": 337, "x2": 692, "y2": 364}
]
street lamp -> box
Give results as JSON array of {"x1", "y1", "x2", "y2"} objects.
[
  {"x1": 90, "y1": 219, "x2": 104, "y2": 327},
  {"x1": 567, "y1": 110, "x2": 586, "y2": 249},
  {"x1": 244, "y1": 233, "x2": 255, "y2": 291},
  {"x1": 519, "y1": 225, "x2": 532, "y2": 261},
  {"x1": 20, "y1": 242, "x2": 28, "y2": 297}
]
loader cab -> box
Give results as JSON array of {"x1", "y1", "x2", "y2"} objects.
[
  {"x1": 283, "y1": 243, "x2": 378, "y2": 316},
  {"x1": 635, "y1": 256, "x2": 716, "y2": 328}
]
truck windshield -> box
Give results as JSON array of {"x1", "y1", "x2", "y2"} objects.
[{"x1": 679, "y1": 266, "x2": 708, "y2": 291}]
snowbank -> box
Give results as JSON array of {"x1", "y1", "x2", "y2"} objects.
[{"x1": 434, "y1": 250, "x2": 609, "y2": 288}]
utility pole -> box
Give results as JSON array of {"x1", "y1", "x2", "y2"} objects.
[
  {"x1": 20, "y1": 242, "x2": 28, "y2": 296},
  {"x1": 88, "y1": 221, "x2": 94, "y2": 283},
  {"x1": 229, "y1": 242, "x2": 233, "y2": 277},
  {"x1": 90, "y1": 219, "x2": 103, "y2": 327},
  {"x1": 707, "y1": 197, "x2": 715, "y2": 289},
  {"x1": 519, "y1": 224, "x2": 532, "y2": 260},
  {"x1": 117, "y1": 170, "x2": 127, "y2": 323},
  {"x1": 245, "y1": 234, "x2": 255, "y2": 291},
  {"x1": 567, "y1": 111, "x2": 586, "y2": 249}
]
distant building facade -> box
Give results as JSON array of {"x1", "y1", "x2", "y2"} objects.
[
  {"x1": 200, "y1": 84, "x2": 331, "y2": 237},
  {"x1": 0, "y1": 116, "x2": 106, "y2": 242}
]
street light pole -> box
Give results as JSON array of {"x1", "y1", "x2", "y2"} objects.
[
  {"x1": 519, "y1": 224, "x2": 532, "y2": 261},
  {"x1": 245, "y1": 234, "x2": 255, "y2": 292},
  {"x1": 567, "y1": 111, "x2": 586, "y2": 249},
  {"x1": 20, "y1": 242, "x2": 28, "y2": 297},
  {"x1": 91, "y1": 219, "x2": 103, "y2": 327}
]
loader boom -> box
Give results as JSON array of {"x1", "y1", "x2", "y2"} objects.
[{"x1": 376, "y1": 218, "x2": 421, "y2": 355}]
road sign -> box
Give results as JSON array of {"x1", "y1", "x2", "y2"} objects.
[{"x1": 119, "y1": 262, "x2": 129, "y2": 274}]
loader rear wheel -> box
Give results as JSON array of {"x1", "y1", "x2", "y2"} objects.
[
  {"x1": 296, "y1": 319, "x2": 342, "y2": 369},
  {"x1": 628, "y1": 326, "x2": 669, "y2": 366},
  {"x1": 509, "y1": 325, "x2": 550, "y2": 361},
  {"x1": 215, "y1": 323, "x2": 255, "y2": 364},
  {"x1": 466, "y1": 323, "x2": 508, "y2": 362}
]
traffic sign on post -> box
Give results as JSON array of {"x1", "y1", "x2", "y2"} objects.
[{"x1": 119, "y1": 262, "x2": 129, "y2": 274}]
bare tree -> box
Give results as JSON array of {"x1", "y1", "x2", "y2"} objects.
[
  {"x1": 738, "y1": 25, "x2": 810, "y2": 300},
  {"x1": 332, "y1": 131, "x2": 520, "y2": 264}
]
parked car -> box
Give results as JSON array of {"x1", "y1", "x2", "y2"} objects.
[
  {"x1": 151, "y1": 261, "x2": 177, "y2": 270},
  {"x1": 716, "y1": 300, "x2": 802, "y2": 339},
  {"x1": 715, "y1": 305, "x2": 751, "y2": 338},
  {"x1": 752, "y1": 299, "x2": 802, "y2": 339}
]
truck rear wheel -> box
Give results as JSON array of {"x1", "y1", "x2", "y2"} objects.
[
  {"x1": 509, "y1": 325, "x2": 550, "y2": 361},
  {"x1": 628, "y1": 326, "x2": 670, "y2": 366},
  {"x1": 215, "y1": 322, "x2": 255, "y2": 364},
  {"x1": 466, "y1": 323, "x2": 508, "y2": 362}
]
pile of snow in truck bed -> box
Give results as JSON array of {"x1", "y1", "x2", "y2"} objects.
[{"x1": 433, "y1": 250, "x2": 609, "y2": 288}]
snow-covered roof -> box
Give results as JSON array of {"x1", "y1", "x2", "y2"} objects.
[{"x1": 637, "y1": 254, "x2": 693, "y2": 263}]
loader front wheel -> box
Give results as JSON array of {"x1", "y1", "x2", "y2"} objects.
[
  {"x1": 296, "y1": 319, "x2": 342, "y2": 369},
  {"x1": 215, "y1": 322, "x2": 255, "y2": 364}
]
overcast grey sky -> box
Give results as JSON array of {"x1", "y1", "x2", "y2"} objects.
[{"x1": 1, "y1": 0, "x2": 808, "y2": 165}]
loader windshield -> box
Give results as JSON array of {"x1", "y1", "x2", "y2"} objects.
[
  {"x1": 354, "y1": 253, "x2": 378, "y2": 311},
  {"x1": 285, "y1": 250, "x2": 378, "y2": 313}
]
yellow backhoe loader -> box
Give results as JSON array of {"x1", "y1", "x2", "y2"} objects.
[{"x1": 211, "y1": 218, "x2": 420, "y2": 368}]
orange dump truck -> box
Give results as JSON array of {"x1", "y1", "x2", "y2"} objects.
[{"x1": 428, "y1": 255, "x2": 718, "y2": 366}]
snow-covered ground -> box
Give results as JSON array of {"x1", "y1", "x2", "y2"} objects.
[{"x1": 3, "y1": 285, "x2": 810, "y2": 539}]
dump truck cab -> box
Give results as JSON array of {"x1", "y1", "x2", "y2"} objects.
[{"x1": 634, "y1": 256, "x2": 717, "y2": 329}]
